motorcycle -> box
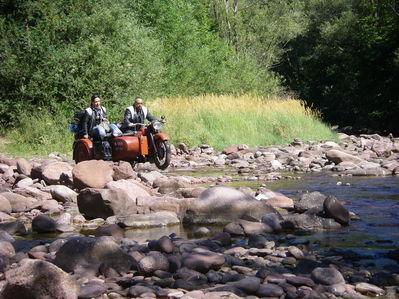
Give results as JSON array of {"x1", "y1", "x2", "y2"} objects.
[{"x1": 73, "y1": 117, "x2": 171, "y2": 170}]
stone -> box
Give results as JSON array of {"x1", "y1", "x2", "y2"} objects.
[
  {"x1": 138, "y1": 252, "x2": 169, "y2": 275},
  {"x1": 282, "y1": 214, "x2": 341, "y2": 231},
  {"x1": 261, "y1": 213, "x2": 282, "y2": 232},
  {"x1": 42, "y1": 185, "x2": 78, "y2": 203},
  {"x1": 2, "y1": 259, "x2": 79, "y2": 299},
  {"x1": 95, "y1": 224, "x2": 125, "y2": 241},
  {"x1": 54, "y1": 236, "x2": 134, "y2": 273},
  {"x1": 232, "y1": 277, "x2": 261, "y2": 294},
  {"x1": 311, "y1": 267, "x2": 345, "y2": 285},
  {"x1": 323, "y1": 196, "x2": 350, "y2": 225},
  {"x1": 105, "y1": 179, "x2": 151, "y2": 198},
  {"x1": 16, "y1": 158, "x2": 32, "y2": 176},
  {"x1": 0, "y1": 192, "x2": 34, "y2": 212},
  {"x1": 294, "y1": 191, "x2": 327, "y2": 212},
  {"x1": 326, "y1": 149, "x2": 362, "y2": 164},
  {"x1": 72, "y1": 160, "x2": 114, "y2": 190},
  {"x1": 0, "y1": 221, "x2": 27, "y2": 235},
  {"x1": 32, "y1": 215, "x2": 57, "y2": 233},
  {"x1": 42, "y1": 161, "x2": 73, "y2": 185},
  {"x1": 112, "y1": 161, "x2": 137, "y2": 180},
  {"x1": 256, "y1": 283, "x2": 285, "y2": 297},
  {"x1": 355, "y1": 282, "x2": 385, "y2": 296},
  {"x1": 0, "y1": 194, "x2": 11, "y2": 214},
  {"x1": 77, "y1": 188, "x2": 136, "y2": 220},
  {"x1": 184, "y1": 186, "x2": 279, "y2": 224},
  {"x1": 182, "y1": 250, "x2": 225, "y2": 273},
  {"x1": 0, "y1": 241, "x2": 15, "y2": 258},
  {"x1": 256, "y1": 189, "x2": 294, "y2": 209},
  {"x1": 153, "y1": 177, "x2": 190, "y2": 194},
  {"x1": 116, "y1": 211, "x2": 180, "y2": 228}
]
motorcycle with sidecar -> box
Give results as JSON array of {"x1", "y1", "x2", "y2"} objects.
[{"x1": 73, "y1": 119, "x2": 171, "y2": 170}]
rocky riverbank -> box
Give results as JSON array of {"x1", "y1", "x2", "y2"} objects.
[{"x1": 0, "y1": 133, "x2": 398, "y2": 298}]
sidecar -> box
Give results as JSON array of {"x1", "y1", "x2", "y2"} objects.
[{"x1": 73, "y1": 135, "x2": 149, "y2": 164}]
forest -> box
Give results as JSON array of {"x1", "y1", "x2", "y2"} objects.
[{"x1": 1, "y1": 0, "x2": 398, "y2": 135}]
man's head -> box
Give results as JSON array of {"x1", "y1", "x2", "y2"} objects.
[
  {"x1": 134, "y1": 97, "x2": 143, "y2": 112},
  {"x1": 91, "y1": 94, "x2": 101, "y2": 107}
]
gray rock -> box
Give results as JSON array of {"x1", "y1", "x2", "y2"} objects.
[
  {"x1": 54, "y1": 236, "x2": 134, "y2": 273},
  {"x1": 95, "y1": 224, "x2": 125, "y2": 241},
  {"x1": 138, "y1": 252, "x2": 169, "y2": 275},
  {"x1": 326, "y1": 149, "x2": 362, "y2": 164},
  {"x1": 282, "y1": 213, "x2": 341, "y2": 231},
  {"x1": 2, "y1": 259, "x2": 79, "y2": 299},
  {"x1": 79, "y1": 283, "x2": 108, "y2": 299},
  {"x1": 77, "y1": 188, "x2": 136, "y2": 220},
  {"x1": 1, "y1": 192, "x2": 34, "y2": 213},
  {"x1": 323, "y1": 196, "x2": 350, "y2": 225},
  {"x1": 311, "y1": 267, "x2": 345, "y2": 285},
  {"x1": 182, "y1": 250, "x2": 225, "y2": 273},
  {"x1": 32, "y1": 215, "x2": 57, "y2": 233},
  {"x1": 116, "y1": 211, "x2": 180, "y2": 228},
  {"x1": 184, "y1": 186, "x2": 279, "y2": 224},
  {"x1": 42, "y1": 185, "x2": 78, "y2": 203},
  {"x1": 256, "y1": 283, "x2": 285, "y2": 297},
  {"x1": 0, "y1": 241, "x2": 15, "y2": 258},
  {"x1": 233, "y1": 276, "x2": 261, "y2": 294},
  {"x1": 0, "y1": 221, "x2": 27, "y2": 235},
  {"x1": 294, "y1": 191, "x2": 327, "y2": 212}
]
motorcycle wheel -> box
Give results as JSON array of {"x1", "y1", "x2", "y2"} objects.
[{"x1": 154, "y1": 140, "x2": 171, "y2": 170}]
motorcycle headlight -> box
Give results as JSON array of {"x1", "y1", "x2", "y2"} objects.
[{"x1": 153, "y1": 121, "x2": 162, "y2": 130}]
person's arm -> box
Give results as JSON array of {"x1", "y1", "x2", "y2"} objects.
[
  {"x1": 146, "y1": 110, "x2": 158, "y2": 122},
  {"x1": 124, "y1": 109, "x2": 134, "y2": 127},
  {"x1": 82, "y1": 110, "x2": 90, "y2": 138}
]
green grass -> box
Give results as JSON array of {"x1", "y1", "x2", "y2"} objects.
[{"x1": 0, "y1": 94, "x2": 337, "y2": 157}]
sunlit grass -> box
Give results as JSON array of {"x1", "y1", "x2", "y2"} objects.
[
  {"x1": 149, "y1": 94, "x2": 336, "y2": 150},
  {"x1": 0, "y1": 94, "x2": 336, "y2": 157}
]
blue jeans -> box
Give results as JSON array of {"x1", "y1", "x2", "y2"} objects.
[{"x1": 92, "y1": 123, "x2": 122, "y2": 139}]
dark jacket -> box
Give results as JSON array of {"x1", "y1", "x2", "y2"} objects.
[
  {"x1": 123, "y1": 106, "x2": 156, "y2": 130},
  {"x1": 82, "y1": 106, "x2": 107, "y2": 136}
]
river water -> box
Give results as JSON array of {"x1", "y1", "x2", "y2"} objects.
[{"x1": 14, "y1": 171, "x2": 399, "y2": 270}]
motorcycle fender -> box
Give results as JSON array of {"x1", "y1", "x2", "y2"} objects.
[
  {"x1": 73, "y1": 138, "x2": 93, "y2": 162},
  {"x1": 154, "y1": 132, "x2": 169, "y2": 141},
  {"x1": 139, "y1": 136, "x2": 149, "y2": 156}
]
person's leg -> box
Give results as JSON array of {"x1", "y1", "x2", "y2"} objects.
[
  {"x1": 109, "y1": 124, "x2": 122, "y2": 136},
  {"x1": 92, "y1": 125, "x2": 106, "y2": 139}
]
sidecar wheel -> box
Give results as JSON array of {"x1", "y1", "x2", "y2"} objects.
[{"x1": 154, "y1": 140, "x2": 171, "y2": 170}]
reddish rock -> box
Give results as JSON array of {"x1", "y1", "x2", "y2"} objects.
[{"x1": 72, "y1": 160, "x2": 114, "y2": 190}]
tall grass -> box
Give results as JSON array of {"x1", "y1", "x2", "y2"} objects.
[
  {"x1": 149, "y1": 94, "x2": 336, "y2": 150},
  {"x1": 0, "y1": 94, "x2": 336, "y2": 157}
]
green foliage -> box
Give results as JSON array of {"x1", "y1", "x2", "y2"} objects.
[{"x1": 277, "y1": 0, "x2": 399, "y2": 133}]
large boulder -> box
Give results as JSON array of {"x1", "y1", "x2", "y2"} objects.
[
  {"x1": 325, "y1": 150, "x2": 362, "y2": 165},
  {"x1": 77, "y1": 188, "x2": 136, "y2": 220},
  {"x1": 72, "y1": 160, "x2": 114, "y2": 190},
  {"x1": 54, "y1": 236, "x2": 134, "y2": 273},
  {"x1": 1, "y1": 259, "x2": 79, "y2": 299},
  {"x1": 184, "y1": 186, "x2": 278, "y2": 224},
  {"x1": 41, "y1": 161, "x2": 73, "y2": 185}
]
